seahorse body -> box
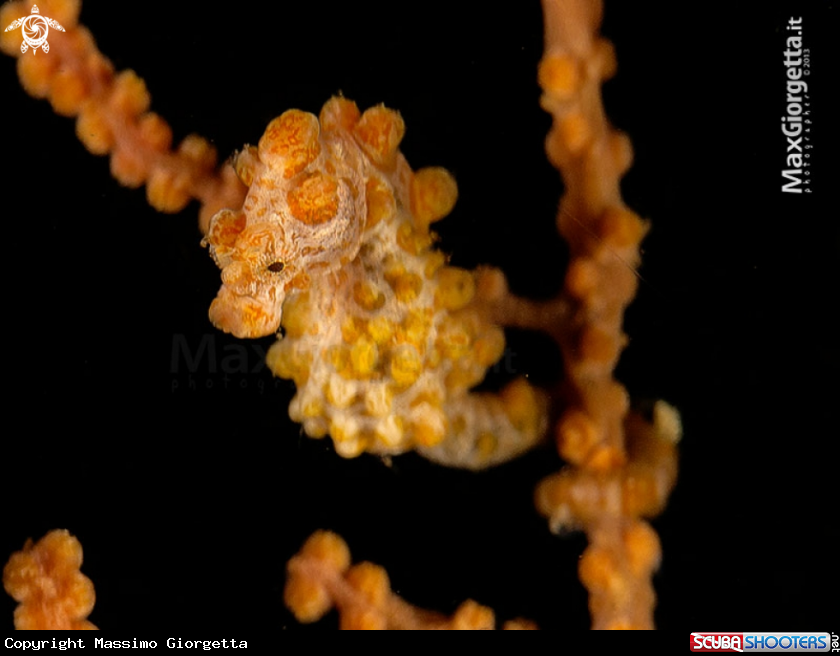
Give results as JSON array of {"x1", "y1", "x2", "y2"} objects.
[{"x1": 204, "y1": 97, "x2": 547, "y2": 468}]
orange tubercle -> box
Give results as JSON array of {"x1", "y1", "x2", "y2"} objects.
[
  {"x1": 287, "y1": 172, "x2": 340, "y2": 225},
  {"x1": 353, "y1": 105, "x2": 405, "y2": 169},
  {"x1": 259, "y1": 110, "x2": 321, "y2": 179}
]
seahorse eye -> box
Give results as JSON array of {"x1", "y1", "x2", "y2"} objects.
[{"x1": 267, "y1": 261, "x2": 285, "y2": 273}]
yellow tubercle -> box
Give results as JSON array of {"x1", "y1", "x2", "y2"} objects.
[
  {"x1": 385, "y1": 269, "x2": 423, "y2": 303},
  {"x1": 472, "y1": 326, "x2": 506, "y2": 368},
  {"x1": 374, "y1": 414, "x2": 404, "y2": 448},
  {"x1": 435, "y1": 266, "x2": 476, "y2": 310},
  {"x1": 475, "y1": 432, "x2": 499, "y2": 460},
  {"x1": 423, "y1": 250, "x2": 446, "y2": 279},
  {"x1": 396, "y1": 221, "x2": 433, "y2": 256},
  {"x1": 435, "y1": 316, "x2": 474, "y2": 360},
  {"x1": 409, "y1": 402, "x2": 447, "y2": 447},
  {"x1": 410, "y1": 166, "x2": 458, "y2": 229},
  {"x1": 266, "y1": 339, "x2": 311, "y2": 386},
  {"x1": 389, "y1": 344, "x2": 423, "y2": 387},
  {"x1": 349, "y1": 337, "x2": 379, "y2": 377},
  {"x1": 364, "y1": 176, "x2": 396, "y2": 230},
  {"x1": 398, "y1": 309, "x2": 431, "y2": 348},
  {"x1": 281, "y1": 293, "x2": 314, "y2": 339},
  {"x1": 500, "y1": 379, "x2": 544, "y2": 435},
  {"x1": 352, "y1": 281, "x2": 387, "y2": 312},
  {"x1": 363, "y1": 383, "x2": 393, "y2": 418},
  {"x1": 366, "y1": 316, "x2": 395, "y2": 344},
  {"x1": 292, "y1": 389, "x2": 325, "y2": 421},
  {"x1": 325, "y1": 373, "x2": 357, "y2": 409},
  {"x1": 330, "y1": 413, "x2": 361, "y2": 445}
]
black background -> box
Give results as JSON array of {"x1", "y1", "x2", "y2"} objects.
[{"x1": 2, "y1": 0, "x2": 837, "y2": 633}]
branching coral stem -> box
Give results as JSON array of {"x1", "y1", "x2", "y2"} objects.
[{"x1": 0, "y1": 0, "x2": 246, "y2": 232}]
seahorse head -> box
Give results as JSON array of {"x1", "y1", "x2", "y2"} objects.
[
  {"x1": 202, "y1": 210, "x2": 292, "y2": 338},
  {"x1": 204, "y1": 106, "x2": 368, "y2": 338}
]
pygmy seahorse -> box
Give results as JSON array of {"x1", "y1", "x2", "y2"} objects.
[{"x1": 203, "y1": 97, "x2": 547, "y2": 468}]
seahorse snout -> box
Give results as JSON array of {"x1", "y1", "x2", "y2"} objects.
[{"x1": 208, "y1": 285, "x2": 283, "y2": 339}]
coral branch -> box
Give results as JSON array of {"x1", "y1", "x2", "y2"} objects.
[
  {"x1": 536, "y1": 0, "x2": 681, "y2": 628},
  {"x1": 540, "y1": 0, "x2": 642, "y2": 468},
  {"x1": 285, "y1": 531, "x2": 536, "y2": 630},
  {"x1": 3, "y1": 530, "x2": 97, "y2": 630},
  {"x1": 0, "y1": 0, "x2": 245, "y2": 232}
]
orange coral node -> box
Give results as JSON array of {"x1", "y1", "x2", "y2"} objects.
[
  {"x1": 346, "y1": 562, "x2": 391, "y2": 607},
  {"x1": 35, "y1": 0, "x2": 81, "y2": 28},
  {"x1": 76, "y1": 102, "x2": 113, "y2": 155},
  {"x1": 558, "y1": 111, "x2": 591, "y2": 154},
  {"x1": 48, "y1": 68, "x2": 89, "y2": 116},
  {"x1": 578, "y1": 325, "x2": 619, "y2": 364},
  {"x1": 451, "y1": 600, "x2": 496, "y2": 630},
  {"x1": 564, "y1": 257, "x2": 598, "y2": 299},
  {"x1": 137, "y1": 112, "x2": 173, "y2": 153},
  {"x1": 578, "y1": 545, "x2": 620, "y2": 596},
  {"x1": 538, "y1": 53, "x2": 579, "y2": 98},
  {"x1": 284, "y1": 574, "x2": 333, "y2": 624},
  {"x1": 3, "y1": 530, "x2": 97, "y2": 630},
  {"x1": 16, "y1": 52, "x2": 58, "y2": 97},
  {"x1": 300, "y1": 531, "x2": 352, "y2": 574},
  {"x1": 556, "y1": 409, "x2": 600, "y2": 464},
  {"x1": 598, "y1": 206, "x2": 647, "y2": 249},
  {"x1": 108, "y1": 69, "x2": 151, "y2": 119},
  {"x1": 623, "y1": 521, "x2": 661, "y2": 577},
  {"x1": 147, "y1": 168, "x2": 190, "y2": 213}
]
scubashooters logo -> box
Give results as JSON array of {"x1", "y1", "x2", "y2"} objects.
[
  {"x1": 691, "y1": 632, "x2": 832, "y2": 653},
  {"x1": 780, "y1": 16, "x2": 812, "y2": 194}
]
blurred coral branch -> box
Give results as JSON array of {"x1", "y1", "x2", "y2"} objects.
[
  {"x1": 4, "y1": 530, "x2": 97, "y2": 630},
  {"x1": 285, "y1": 531, "x2": 537, "y2": 630},
  {"x1": 0, "y1": 0, "x2": 246, "y2": 232},
  {"x1": 534, "y1": 0, "x2": 680, "y2": 628}
]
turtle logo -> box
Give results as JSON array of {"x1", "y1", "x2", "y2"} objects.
[{"x1": 4, "y1": 4, "x2": 65, "y2": 54}]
